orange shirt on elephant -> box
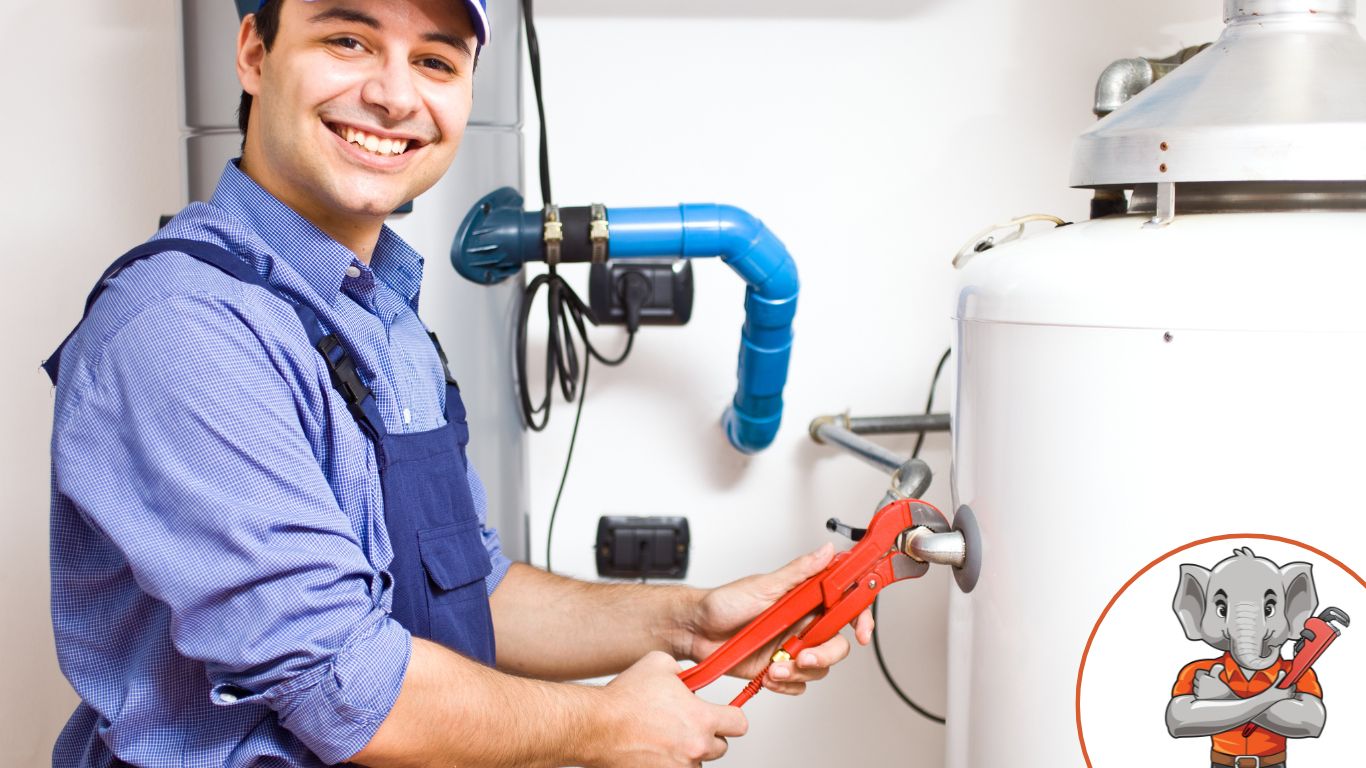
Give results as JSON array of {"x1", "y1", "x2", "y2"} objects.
[{"x1": 1172, "y1": 653, "x2": 1322, "y2": 758}]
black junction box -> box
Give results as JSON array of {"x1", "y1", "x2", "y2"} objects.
[
  {"x1": 595, "y1": 516, "x2": 690, "y2": 579},
  {"x1": 589, "y1": 260, "x2": 694, "y2": 326}
]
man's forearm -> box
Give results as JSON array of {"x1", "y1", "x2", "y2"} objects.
[
  {"x1": 490, "y1": 563, "x2": 704, "y2": 680},
  {"x1": 351, "y1": 636, "x2": 607, "y2": 768}
]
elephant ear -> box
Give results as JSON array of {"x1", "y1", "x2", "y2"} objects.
[
  {"x1": 1281, "y1": 562, "x2": 1318, "y2": 637},
  {"x1": 1174, "y1": 564, "x2": 1211, "y2": 642}
]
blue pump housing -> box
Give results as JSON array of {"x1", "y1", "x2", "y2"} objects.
[{"x1": 454, "y1": 188, "x2": 799, "y2": 453}]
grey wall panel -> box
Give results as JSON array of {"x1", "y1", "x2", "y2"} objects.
[
  {"x1": 186, "y1": 131, "x2": 241, "y2": 202},
  {"x1": 182, "y1": 0, "x2": 242, "y2": 131},
  {"x1": 472, "y1": 0, "x2": 523, "y2": 128}
]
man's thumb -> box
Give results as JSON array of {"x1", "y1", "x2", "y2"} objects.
[
  {"x1": 1210, "y1": 663, "x2": 1225, "y2": 677},
  {"x1": 772, "y1": 542, "x2": 835, "y2": 590}
]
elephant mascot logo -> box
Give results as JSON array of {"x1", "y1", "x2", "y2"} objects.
[{"x1": 1166, "y1": 547, "x2": 1327, "y2": 768}]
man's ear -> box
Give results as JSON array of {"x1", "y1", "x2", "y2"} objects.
[{"x1": 237, "y1": 14, "x2": 265, "y2": 96}]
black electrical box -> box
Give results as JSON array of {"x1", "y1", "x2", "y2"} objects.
[
  {"x1": 589, "y1": 259, "x2": 694, "y2": 326},
  {"x1": 595, "y1": 516, "x2": 690, "y2": 579}
]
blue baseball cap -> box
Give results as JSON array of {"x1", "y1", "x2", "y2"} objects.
[{"x1": 237, "y1": 0, "x2": 490, "y2": 46}]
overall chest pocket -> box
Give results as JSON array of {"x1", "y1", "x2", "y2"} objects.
[
  {"x1": 416, "y1": 520, "x2": 495, "y2": 661},
  {"x1": 417, "y1": 521, "x2": 492, "y2": 596}
]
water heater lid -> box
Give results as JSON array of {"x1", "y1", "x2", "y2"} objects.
[{"x1": 1071, "y1": 0, "x2": 1366, "y2": 188}]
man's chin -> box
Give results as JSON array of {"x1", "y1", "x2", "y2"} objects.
[{"x1": 330, "y1": 191, "x2": 414, "y2": 220}]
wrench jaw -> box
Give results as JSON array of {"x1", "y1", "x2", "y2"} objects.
[
  {"x1": 1321, "y1": 606, "x2": 1351, "y2": 631},
  {"x1": 891, "y1": 552, "x2": 930, "y2": 581},
  {"x1": 905, "y1": 500, "x2": 952, "y2": 534},
  {"x1": 889, "y1": 502, "x2": 951, "y2": 581}
]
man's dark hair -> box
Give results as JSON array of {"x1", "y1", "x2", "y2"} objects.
[{"x1": 237, "y1": 0, "x2": 284, "y2": 143}]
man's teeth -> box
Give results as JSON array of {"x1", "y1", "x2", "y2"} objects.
[{"x1": 340, "y1": 126, "x2": 410, "y2": 156}]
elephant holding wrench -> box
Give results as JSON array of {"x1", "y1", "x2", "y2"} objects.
[{"x1": 1166, "y1": 547, "x2": 1326, "y2": 757}]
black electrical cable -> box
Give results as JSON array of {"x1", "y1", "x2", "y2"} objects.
[
  {"x1": 545, "y1": 354, "x2": 589, "y2": 575},
  {"x1": 522, "y1": 0, "x2": 552, "y2": 205},
  {"x1": 516, "y1": 273, "x2": 634, "y2": 434},
  {"x1": 519, "y1": 0, "x2": 638, "y2": 573},
  {"x1": 870, "y1": 347, "x2": 952, "y2": 723},
  {"x1": 912, "y1": 348, "x2": 952, "y2": 462}
]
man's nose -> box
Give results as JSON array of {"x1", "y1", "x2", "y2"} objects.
[{"x1": 361, "y1": 55, "x2": 422, "y2": 121}]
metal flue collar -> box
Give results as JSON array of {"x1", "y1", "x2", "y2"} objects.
[{"x1": 1071, "y1": 0, "x2": 1366, "y2": 187}]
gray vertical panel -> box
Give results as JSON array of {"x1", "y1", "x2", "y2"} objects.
[
  {"x1": 388, "y1": 127, "x2": 529, "y2": 561},
  {"x1": 471, "y1": 0, "x2": 523, "y2": 128},
  {"x1": 186, "y1": 132, "x2": 241, "y2": 202},
  {"x1": 182, "y1": 0, "x2": 242, "y2": 132}
]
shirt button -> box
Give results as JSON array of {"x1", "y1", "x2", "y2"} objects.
[{"x1": 345, "y1": 265, "x2": 362, "y2": 279}]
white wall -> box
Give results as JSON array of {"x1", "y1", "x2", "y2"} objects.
[
  {"x1": 1, "y1": 1, "x2": 182, "y2": 764},
  {"x1": 0, "y1": 0, "x2": 1223, "y2": 765}
]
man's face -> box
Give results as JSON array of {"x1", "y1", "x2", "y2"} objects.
[{"x1": 237, "y1": 0, "x2": 476, "y2": 228}]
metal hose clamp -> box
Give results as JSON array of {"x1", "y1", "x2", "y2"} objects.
[
  {"x1": 543, "y1": 204, "x2": 563, "y2": 266},
  {"x1": 590, "y1": 203, "x2": 609, "y2": 264}
]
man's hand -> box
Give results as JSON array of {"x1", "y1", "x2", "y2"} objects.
[
  {"x1": 687, "y1": 543, "x2": 874, "y2": 695},
  {"x1": 594, "y1": 652, "x2": 748, "y2": 767}
]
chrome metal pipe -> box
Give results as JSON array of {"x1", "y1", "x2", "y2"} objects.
[
  {"x1": 880, "y1": 459, "x2": 932, "y2": 509},
  {"x1": 810, "y1": 417, "x2": 905, "y2": 474},
  {"x1": 1092, "y1": 45, "x2": 1208, "y2": 118},
  {"x1": 811, "y1": 415, "x2": 934, "y2": 506},
  {"x1": 846, "y1": 413, "x2": 950, "y2": 436},
  {"x1": 900, "y1": 528, "x2": 967, "y2": 568},
  {"x1": 1093, "y1": 58, "x2": 1154, "y2": 118}
]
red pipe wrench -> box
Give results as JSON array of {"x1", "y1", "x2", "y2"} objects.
[
  {"x1": 1242, "y1": 607, "x2": 1350, "y2": 737},
  {"x1": 678, "y1": 498, "x2": 949, "y2": 707}
]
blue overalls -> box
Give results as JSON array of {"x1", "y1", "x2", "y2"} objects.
[{"x1": 45, "y1": 238, "x2": 497, "y2": 675}]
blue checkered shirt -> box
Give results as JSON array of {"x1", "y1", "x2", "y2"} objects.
[{"x1": 49, "y1": 160, "x2": 511, "y2": 767}]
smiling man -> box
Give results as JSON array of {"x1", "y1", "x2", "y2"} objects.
[{"x1": 45, "y1": 2, "x2": 868, "y2": 767}]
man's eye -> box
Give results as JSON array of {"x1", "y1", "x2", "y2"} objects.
[
  {"x1": 329, "y1": 37, "x2": 366, "y2": 52},
  {"x1": 419, "y1": 57, "x2": 455, "y2": 75}
]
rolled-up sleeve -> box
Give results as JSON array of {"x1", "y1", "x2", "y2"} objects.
[{"x1": 54, "y1": 291, "x2": 407, "y2": 763}]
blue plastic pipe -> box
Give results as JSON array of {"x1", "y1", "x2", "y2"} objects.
[
  {"x1": 452, "y1": 189, "x2": 799, "y2": 453},
  {"x1": 608, "y1": 205, "x2": 799, "y2": 453}
]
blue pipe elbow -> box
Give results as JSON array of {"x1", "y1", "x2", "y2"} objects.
[
  {"x1": 611, "y1": 204, "x2": 798, "y2": 453},
  {"x1": 451, "y1": 189, "x2": 798, "y2": 453}
]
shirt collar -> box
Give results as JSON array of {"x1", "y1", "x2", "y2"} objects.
[{"x1": 210, "y1": 160, "x2": 425, "y2": 306}]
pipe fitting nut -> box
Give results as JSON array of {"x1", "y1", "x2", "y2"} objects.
[{"x1": 900, "y1": 527, "x2": 968, "y2": 569}]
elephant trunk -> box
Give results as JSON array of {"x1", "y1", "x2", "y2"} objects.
[{"x1": 1231, "y1": 603, "x2": 1276, "y2": 670}]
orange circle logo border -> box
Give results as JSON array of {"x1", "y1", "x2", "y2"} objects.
[{"x1": 1074, "y1": 532, "x2": 1366, "y2": 768}]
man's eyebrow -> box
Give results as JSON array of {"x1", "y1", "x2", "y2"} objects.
[
  {"x1": 422, "y1": 31, "x2": 474, "y2": 59},
  {"x1": 309, "y1": 7, "x2": 471, "y2": 60},
  {"x1": 309, "y1": 7, "x2": 382, "y2": 29}
]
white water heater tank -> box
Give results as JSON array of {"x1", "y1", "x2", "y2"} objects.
[{"x1": 948, "y1": 2, "x2": 1366, "y2": 766}]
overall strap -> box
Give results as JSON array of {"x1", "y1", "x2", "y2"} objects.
[
  {"x1": 427, "y1": 331, "x2": 460, "y2": 391},
  {"x1": 43, "y1": 238, "x2": 386, "y2": 441},
  {"x1": 427, "y1": 331, "x2": 467, "y2": 425}
]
